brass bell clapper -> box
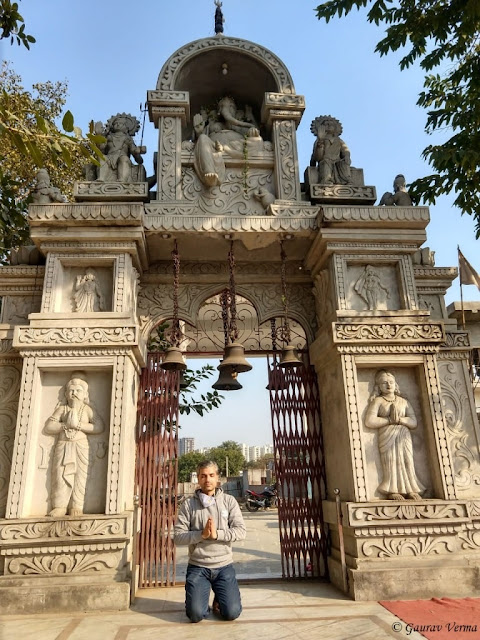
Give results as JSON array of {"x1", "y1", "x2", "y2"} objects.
[
  {"x1": 212, "y1": 242, "x2": 252, "y2": 391},
  {"x1": 161, "y1": 240, "x2": 187, "y2": 372}
]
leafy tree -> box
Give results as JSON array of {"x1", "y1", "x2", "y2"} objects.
[
  {"x1": 177, "y1": 451, "x2": 205, "y2": 483},
  {"x1": 245, "y1": 453, "x2": 274, "y2": 470},
  {"x1": 209, "y1": 441, "x2": 245, "y2": 477},
  {"x1": 1, "y1": 0, "x2": 35, "y2": 49},
  {"x1": 0, "y1": 63, "x2": 103, "y2": 261},
  {"x1": 315, "y1": 0, "x2": 480, "y2": 235}
]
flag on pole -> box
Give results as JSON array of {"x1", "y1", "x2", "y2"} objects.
[{"x1": 458, "y1": 248, "x2": 480, "y2": 292}]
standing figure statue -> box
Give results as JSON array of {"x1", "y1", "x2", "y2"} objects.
[
  {"x1": 354, "y1": 265, "x2": 390, "y2": 310},
  {"x1": 73, "y1": 268, "x2": 105, "y2": 312},
  {"x1": 189, "y1": 96, "x2": 264, "y2": 188},
  {"x1": 45, "y1": 375, "x2": 104, "y2": 517},
  {"x1": 89, "y1": 113, "x2": 146, "y2": 182},
  {"x1": 365, "y1": 370, "x2": 425, "y2": 501},
  {"x1": 309, "y1": 116, "x2": 352, "y2": 185},
  {"x1": 379, "y1": 174, "x2": 413, "y2": 206}
]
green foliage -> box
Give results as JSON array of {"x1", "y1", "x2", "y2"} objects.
[
  {"x1": 179, "y1": 364, "x2": 223, "y2": 417},
  {"x1": 177, "y1": 451, "x2": 205, "y2": 483},
  {"x1": 0, "y1": 0, "x2": 35, "y2": 49},
  {"x1": 0, "y1": 63, "x2": 104, "y2": 260},
  {"x1": 0, "y1": 169, "x2": 30, "y2": 262},
  {"x1": 315, "y1": 0, "x2": 480, "y2": 235},
  {"x1": 245, "y1": 453, "x2": 274, "y2": 470},
  {"x1": 208, "y1": 441, "x2": 245, "y2": 477}
]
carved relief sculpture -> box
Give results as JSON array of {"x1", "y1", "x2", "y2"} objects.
[
  {"x1": 86, "y1": 113, "x2": 146, "y2": 182},
  {"x1": 379, "y1": 174, "x2": 413, "y2": 206},
  {"x1": 309, "y1": 116, "x2": 352, "y2": 185},
  {"x1": 365, "y1": 369, "x2": 425, "y2": 500},
  {"x1": 354, "y1": 265, "x2": 390, "y2": 310},
  {"x1": 44, "y1": 374, "x2": 104, "y2": 517},
  {"x1": 73, "y1": 269, "x2": 105, "y2": 312},
  {"x1": 31, "y1": 169, "x2": 66, "y2": 203},
  {"x1": 186, "y1": 96, "x2": 267, "y2": 188}
]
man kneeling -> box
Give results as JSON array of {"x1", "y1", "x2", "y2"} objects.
[{"x1": 174, "y1": 460, "x2": 246, "y2": 622}]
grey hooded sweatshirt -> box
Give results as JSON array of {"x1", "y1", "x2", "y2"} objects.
[{"x1": 174, "y1": 488, "x2": 246, "y2": 569}]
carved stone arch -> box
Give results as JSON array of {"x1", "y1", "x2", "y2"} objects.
[{"x1": 156, "y1": 36, "x2": 296, "y2": 95}]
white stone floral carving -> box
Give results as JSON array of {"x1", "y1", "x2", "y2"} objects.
[
  {"x1": 334, "y1": 323, "x2": 444, "y2": 342},
  {"x1": 362, "y1": 535, "x2": 455, "y2": 558},
  {"x1": 0, "y1": 364, "x2": 21, "y2": 517},
  {"x1": 16, "y1": 327, "x2": 137, "y2": 346}
]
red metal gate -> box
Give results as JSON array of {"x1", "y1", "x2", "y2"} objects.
[
  {"x1": 268, "y1": 354, "x2": 328, "y2": 578},
  {"x1": 135, "y1": 352, "x2": 180, "y2": 587}
]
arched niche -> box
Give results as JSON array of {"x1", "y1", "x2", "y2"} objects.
[{"x1": 156, "y1": 36, "x2": 296, "y2": 120}]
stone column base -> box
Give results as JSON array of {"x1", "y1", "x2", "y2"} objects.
[
  {"x1": 0, "y1": 513, "x2": 133, "y2": 614},
  {"x1": 0, "y1": 574, "x2": 130, "y2": 614},
  {"x1": 324, "y1": 498, "x2": 480, "y2": 600}
]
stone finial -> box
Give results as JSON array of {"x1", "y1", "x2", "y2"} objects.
[
  {"x1": 379, "y1": 174, "x2": 413, "y2": 206},
  {"x1": 214, "y1": 0, "x2": 224, "y2": 34},
  {"x1": 31, "y1": 168, "x2": 66, "y2": 204}
]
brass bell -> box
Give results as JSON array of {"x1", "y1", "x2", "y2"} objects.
[
  {"x1": 212, "y1": 366, "x2": 243, "y2": 391},
  {"x1": 161, "y1": 346, "x2": 187, "y2": 371},
  {"x1": 278, "y1": 344, "x2": 303, "y2": 369},
  {"x1": 218, "y1": 342, "x2": 252, "y2": 373},
  {"x1": 179, "y1": 370, "x2": 189, "y2": 390},
  {"x1": 266, "y1": 367, "x2": 288, "y2": 390}
]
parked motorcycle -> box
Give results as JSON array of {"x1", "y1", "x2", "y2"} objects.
[{"x1": 244, "y1": 485, "x2": 278, "y2": 512}]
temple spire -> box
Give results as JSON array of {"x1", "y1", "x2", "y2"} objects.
[{"x1": 214, "y1": 0, "x2": 224, "y2": 34}]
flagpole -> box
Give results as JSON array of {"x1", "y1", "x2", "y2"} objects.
[{"x1": 458, "y1": 246, "x2": 466, "y2": 330}]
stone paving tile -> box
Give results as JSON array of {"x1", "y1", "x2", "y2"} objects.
[{"x1": 0, "y1": 616, "x2": 74, "y2": 640}]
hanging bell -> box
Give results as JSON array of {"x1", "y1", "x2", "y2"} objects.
[
  {"x1": 278, "y1": 343, "x2": 303, "y2": 369},
  {"x1": 266, "y1": 367, "x2": 289, "y2": 390},
  {"x1": 212, "y1": 366, "x2": 243, "y2": 391},
  {"x1": 161, "y1": 346, "x2": 187, "y2": 371},
  {"x1": 179, "y1": 370, "x2": 189, "y2": 390},
  {"x1": 218, "y1": 342, "x2": 252, "y2": 373}
]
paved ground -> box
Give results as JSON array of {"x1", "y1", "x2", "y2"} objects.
[{"x1": 0, "y1": 509, "x2": 428, "y2": 640}]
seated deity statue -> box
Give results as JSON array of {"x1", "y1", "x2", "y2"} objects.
[
  {"x1": 365, "y1": 369, "x2": 425, "y2": 501},
  {"x1": 73, "y1": 268, "x2": 105, "y2": 312},
  {"x1": 379, "y1": 174, "x2": 413, "y2": 206},
  {"x1": 188, "y1": 96, "x2": 266, "y2": 188},
  {"x1": 86, "y1": 113, "x2": 146, "y2": 182},
  {"x1": 31, "y1": 168, "x2": 66, "y2": 204},
  {"x1": 309, "y1": 116, "x2": 352, "y2": 185},
  {"x1": 44, "y1": 374, "x2": 104, "y2": 517}
]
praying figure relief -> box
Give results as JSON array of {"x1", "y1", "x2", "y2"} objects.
[
  {"x1": 365, "y1": 370, "x2": 425, "y2": 501},
  {"x1": 309, "y1": 116, "x2": 352, "y2": 185},
  {"x1": 354, "y1": 265, "x2": 390, "y2": 310},
  {"x1": 44, "y1": 374, "x2": 104, "y2": 517},
  {"x1": 73, "y1": 269, "x2": 105, "y2": 312}
]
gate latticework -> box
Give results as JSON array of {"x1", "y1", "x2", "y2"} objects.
[
  {"x1": 135, "y1": 353, "x2": 179, "y2": 587},
  {"x1": 268, "y1": 355, "x2": 328, "y2": 578}
]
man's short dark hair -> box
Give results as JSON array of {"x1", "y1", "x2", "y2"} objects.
[{"x1": 197, "y1": 460, "x2": 219, "y2": 475}]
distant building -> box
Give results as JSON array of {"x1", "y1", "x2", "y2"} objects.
[
  {"x1": 179, "y1": 437, "x2": 195, "y2": 456},
  {"x1": 241, "y1": 443, "x2": 250, "y2": 462}
]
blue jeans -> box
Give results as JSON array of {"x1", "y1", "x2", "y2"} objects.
[{"x1": 185, "y1": 563, "x2": 242, "y2": 623}]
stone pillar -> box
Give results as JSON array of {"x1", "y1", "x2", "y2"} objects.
[
  {"x1": 261, "y1": 93, "x2": 305, "y2": 202},
  {"x1": 306, "y1": 204, "x2": 480, "y2": 600},
  {"x1": 147, "y1": 90, "x2": 190, "y2": 201},
  {"x1": 0, "y1": 201, "x2": 147, "y2": 613}
]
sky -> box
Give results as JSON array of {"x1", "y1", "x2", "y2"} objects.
[{"x1": 4, "y1": 0, "x2": 480, "y2": 449}]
